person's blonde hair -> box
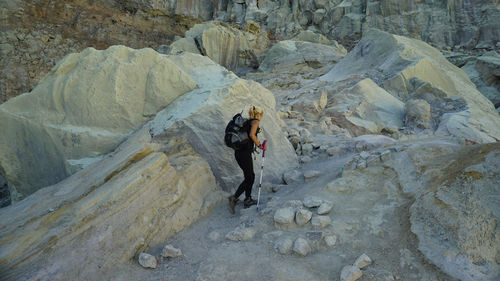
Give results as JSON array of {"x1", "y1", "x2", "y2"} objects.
[{"x1": 249, "y1": 106, "x2": 264, "y2": 119}]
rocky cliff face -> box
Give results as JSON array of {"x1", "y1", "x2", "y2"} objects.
[{"x1": 2, "y1": 0, "x2": 499, "y2": 104}]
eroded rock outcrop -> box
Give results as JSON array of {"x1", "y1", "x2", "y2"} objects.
[
  {"x1": 0, "y1": 46, "x2": 198, "y2": 201},
  {"x1": 321, "y1": 29, "x2": 500, "y2": 142}
]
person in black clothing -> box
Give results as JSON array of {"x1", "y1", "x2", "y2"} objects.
[{"x1": 228, "y1": 106, "x2": 265, "y2": 214}]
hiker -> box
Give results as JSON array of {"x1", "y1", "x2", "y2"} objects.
[{"x1": 228, "y1": 106, "x2": 265, "y2": 214}]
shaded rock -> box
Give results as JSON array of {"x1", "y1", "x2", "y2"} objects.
[
  {"x1": 161, "y1": 245, "x2": 182, "y2": 258},
  {"x1": 305, "y1": 231, "x2": 323, "y2": 248},
  {"x1": 303, "y1": 195, "x2": 322, "y2": 208},
  {"x1": 295, "y1": 209, "x2": 313, "y2": 226},
  {"x1": 293, "y1": 238, "x2": 312, "y2": 256},
  {"x1": 340, "y1": 265, "x2": 362, "y2": 281},
  {"x1": 405, "y1": 99, "x2": 431, "y2": 129},
  {"x1": 354, "y1": 253, "x2": 372, "y2": 269},
  {"x1": 138, "y1": 253, "x2": 157, "y2": 269}
]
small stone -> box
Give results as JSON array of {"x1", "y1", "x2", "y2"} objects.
[
  {"x1": 304, "y1": 170, "x2": 321, "y2": 182},
  {"x1": 161, "y1": 244, "x2": 182, "y2": 258},
  {"x1": 317, "y1": 201, "x2": 333, "y2": 215},
  {"x1": 285, "y1": 200, "x2": 304, "y2": 209},
  {"x1": 380, "y1": 150, "x2": 391, "y2": 162},
  {"x1": 311, "y1": 215, "x2": 331, "y2": 228},
  {"x1": 295, "y1": 208, "x2": 313, "y2": 226},
  {"x1": 225, "y1": 226, "x2": 257, "y2": 241},
  {"x1": 274, "y1": 207, "x2": 296, "y2": 225},
  {"x1": 303, "y1": 195, "x2": 322, "y2": 208},
  {"x1": 274, "y1": 237, "x2": 294, "y2": 254},
  {"x1": 305, "y1": 231, "x2": 323, "y2": 247},
  {"x1": 340, "y1": 265, "x2": 362, "y2": 281},
  {"x1": 353, "y1": 253, "x2": 372, "y2": 269},
  {"x1": 359, "y1": 151, "x2": 370, "y2": 159},
  {"x1": 299, "y1": 128, "x2": 311, "y2": 139},
  {"x1": 293, "y1": 237, "x2": 312, "y2": 256},
  {"x1": 356, "y1": 160, "x2": 367, "y2": 169},
  {"x1": 138, "y1": 253, "x2": 157, "y2": 269},
  {"x1": 324, "y1": 235, "x2": 337, "y2": 247}
]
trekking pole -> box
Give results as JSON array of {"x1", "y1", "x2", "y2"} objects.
[{"x1": 256, "y1": 140, "x2": 267, "y2": 211}]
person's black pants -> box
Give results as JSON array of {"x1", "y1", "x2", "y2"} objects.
[{"x1": 234, "y1": 149, "x2": 255, "y2": 199}]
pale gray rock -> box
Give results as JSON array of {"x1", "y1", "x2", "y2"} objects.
[
  {"x1": 285, "y1": 200, "x2": 304, "y2": 209},
  {"x1": 405, "y1": 99, "x2": 431, "y2": 129},
  {"x1": 138, "y1": 253, "x2": 157, "y2": 269},
  {"x1": 208, "y1": 231, "x2": 221, "y2": 241},
  {"x1": 317, "y1": 201, "x2": 333, "y2": 215},
  {"x1": 311, "y1": 215, "x2": 331, "y2": 228},
  {"x1": 301, "y1": 143, "x2": 314, "y2": 155},
  {"x1": 274, "y1": 237, "x2": 294, "y2": 255},
  {"x1": 353, "y1": 253, "x2": 372, "y2": 269},
  {"x1": 274, "y1": 207, "x2": 296, "y2": 225},
  {"x1": 340, "y1": 265, "x2": 362, "y2": 281},
  {"x1": 258, "y1": 40, "x2": 345, "y2": 73},
  {"x1": 295, "y1": 208, "x2": 313, "y2": 226},
  {"x1": 226, "y1": 226, "x2": 257, "y2": 241},
  {"x1": 299, "y1": 156, "x2": 312, "y2": 164},
  {"x1": 303, "y1": 195, "x2": 323, "y2": 208},
  {"x1": 324, "y1": 235, "x2": 337, "y2": 247},
  {"x1": 161, "y1": 245, "x2": 182, "y2": 258},
  {"x1": 293, "y1": 238, "x2": 312, "y2": 256},
  {"x1": 303, "y1": 170, "x2": 321, "y2": 182},
  {"x1": 283, "y1": 170, "x2": 303, "y2": 185}
]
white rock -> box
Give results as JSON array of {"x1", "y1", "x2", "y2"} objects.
[
  {"x1": 317, "y1": 201, "x2": 333, "y2": 215},
  {"x1": 274, "y1": 237, "x2": 294, "y2": 255},
  {"x1": 274, "y1": 207, "x2": 296, "y2": 225},
  {"x1": 353, "y1": 253, "x2": 372, "y2": 269},
  {"x1": 340, "y1": 265, "x2": 362, "y2": 281},
  {"x1": 138, "y1": 253, "x2": 157, "y2": 269},
  {"x1": 161, "y1": 244, "x2": 182, "y2": 258},
  {"x1": 293, "y1": 238, "x2": 312, "y2": 256},
  {"x1": 311, "y1": 215, "x2": 331, "y2": 228},
  {"x1": 324, "y1": 235, "x2": 337, "y2": 247},
  {"x1": 225, "y1": 226, "x2": 257, "y2": 241},
  {"x1": 295, "y1": 209, "x2": 313, "y2": 226},
  {"x1": 303, "y1": 195, "x2": 323, "y2": 208},
  {"x1": 303, "y1": 170, "x2": 321, "y2": 182}
]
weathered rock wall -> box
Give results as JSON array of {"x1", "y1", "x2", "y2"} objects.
[{"x1": 0, "y1": 125, "x2": 225, "y2": 281}]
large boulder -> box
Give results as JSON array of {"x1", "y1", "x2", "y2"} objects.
[
  {"x1": 167, "y1": 22, "x2": 270, "y2": 72},
  {"x1": 0, "y1": 45, "x2": 198, "y2": 201},
  {"x1": 149, "y1": 53, "x2": 298, "y2": 192},
  {"x1": 0, "y1": 125, "x2": 225, "y2": 280},
  {"x1": 258, "y1": 40, "x2": 346, "y2": 73},
  {"x1": 320, "y1": 29, "x2": 500, "y2": 143},
  {"x1": 327, "y1": 78, "x2": 405, "y2": 136}
]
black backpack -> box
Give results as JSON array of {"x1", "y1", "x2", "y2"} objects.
[{"x1": 224, "y1": 113, "x2": 251, "y2": 150}]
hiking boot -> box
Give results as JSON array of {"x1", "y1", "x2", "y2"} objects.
[
  {"x1": 228, "y1": 195, "x2": 237, "y2": 214},
  {"x1": 243, "y1": 197, "x2": 257, "y2": 208}
]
